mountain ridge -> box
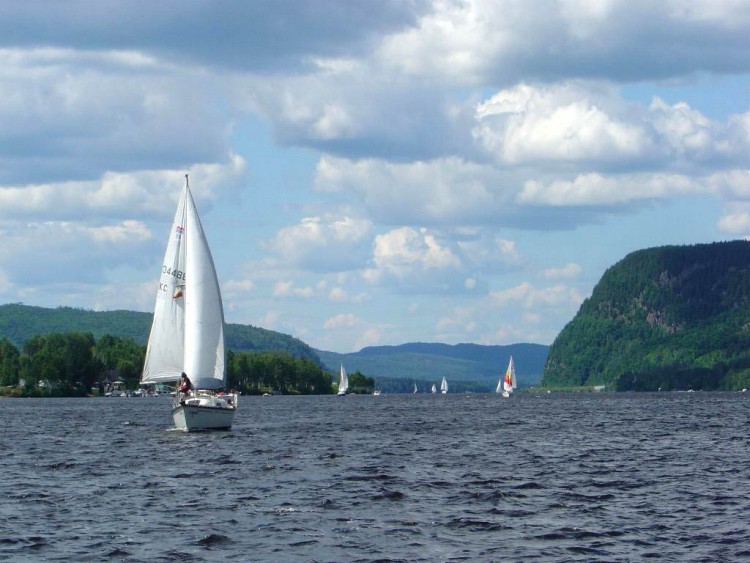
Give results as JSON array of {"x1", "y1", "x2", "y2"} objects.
[
  {"x1": 0, "y1": 303, "x2": 320, "y2": 364},
  {"x1": 542, "y1": 240, "x2": 750, "y2": 391},
  {"x1": 316, "y1": 342, "x2": 548, "y2": 390}
]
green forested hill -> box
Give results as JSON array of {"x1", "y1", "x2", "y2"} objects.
[
  {"x1": 317, "y1": 342, "x2": 548, "y2": 392},
  {"x1": 0, "y1": 303, "x2": 320, "y2": 363},
  {"x1": 542, "y1": 240, "x2": 750, "y2": 391}
]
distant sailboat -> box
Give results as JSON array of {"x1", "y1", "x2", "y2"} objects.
[
  {"x1": 337, "y1": 364, "x2": 349, "y2": 396},
  {"x1": 141, "y1": 175, "x2": 237, "y2": 431},
  {"x1": 413, "y1": 382, "x2": 418, "y2": 394},
  {"x1": 499, "y1": 355, "x2": 517, "y2": 398},
  {"x1": 431, "y1": 383, "x2": 437, "y2": 394},
  {"x1": 440, "y1": 376, "x2": 448, "y2": 394}
]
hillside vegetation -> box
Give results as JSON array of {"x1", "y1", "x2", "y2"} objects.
[
  {"x1": 0, "y1": 303, "x2": 320, "y2": 363},
  {"x1": 542, "y1": 241, "x2": 750, "y2": 391}
]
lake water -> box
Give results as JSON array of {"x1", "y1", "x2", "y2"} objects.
[{"x1": 1, "y1": 392, "x2": 749, "y2": 562}]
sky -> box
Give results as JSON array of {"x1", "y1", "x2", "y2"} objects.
[{"x1": 0, "y1": 0, "x2": 749, "y2": 353}]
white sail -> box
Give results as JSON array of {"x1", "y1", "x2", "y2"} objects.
[
  {"x1": 501, "y1": 355, "x2": 516, "y2": 397},
  {"x1": 431, "y1": 383, "x2": 436, "y2": 394},
  {"x1": 142, "y1": 177, "x2": 226, "y2": 391},
  {"x1": 338, "y1": 364, "x2": 349, "y2": 395},
  {"x1": 440, "y1": 376, "x2": 448, "y2": 394},
  {"x1": 413, "y1": 382, "x2": 418, "y2": 394}
]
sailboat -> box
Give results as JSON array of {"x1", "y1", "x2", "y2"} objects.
[
  {"x1": 413, "y1": 382, "x2": 418, "y2": 394},
  {"x1": 141, "y1": 175, "x2": 237, "y2": 431},
  {"x1": 337, "y1": 364, "x2": 349, "y2": 396},
  {"x1": 440, "y1": 376, "x2": 448, "y2": 394},
  {"x1": 431, "y1": 383, "x2": 437, "y2": 394},
  {"x1": 498, "y1": 355, "x2": 517, "y2": 398}
]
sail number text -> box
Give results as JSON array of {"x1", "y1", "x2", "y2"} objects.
[{"x1": 162, "y1": 266, "x2": 186, "y2": 281}]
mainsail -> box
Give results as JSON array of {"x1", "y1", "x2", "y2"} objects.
[
  {"x1": 502, "y1": 355, "x2": 517, "y2": 395},
  {"x1": 338, "y1": 364, "x2": 349, "y2": 395},
  {"x1": 141, "y1": 176, "x2": 226, "y2": 391}
]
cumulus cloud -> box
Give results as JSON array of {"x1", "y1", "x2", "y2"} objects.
[
  {"x1": 718, "y1": 209, "x2": 750, "y2": 236},
  {"x1": 363, "y1": 227, "x2": 467, "y2": 292},
  {"x1": 273, "y1": 280, "x2": 316, "y2": 299},
  {"x1": 0, "y1": 1, "x2": 428, "y2": 73},
  {"x1": 264, "y1": 215, "x2": 372, "y2": 272},
  {"x1": 457, "y1": 235, "x2": 523, "y2": 273},
  {"x1": 378, "y1": 0, "x2": 750, "y2": 85},
  {"x1": 322, "y1": 312, "x2": 390, "y2": 350},
  {"x1": 314, "y1": 156, "x2": 511, "y2": 225},
  {"x1": 242, "y1": 70, "x2": 476, "y2": 160},
  {"x1": 489, "y1": 281, "x2": 584, "y2": 310},
  {"x1": 474, "y1": 83, "x2": 750, "y2": 173},
  {"x1": 0, "y1": 157, "x2": 246, "y2": 221},
  {"x1": 436, "y1": 279, "x2": 585, "y2": 344},
  {"x1": 0, "y1": 219, "x2": 153, "y2": 286},
  {"x1": 475, "y1": 82, "x2": 652, "y2": 167},
  {"x1": 323, "y1": 313, "x2": 360, "y2": 330},
  {"x1": 517, "y1": 172, "x2": 708, "y2": 207},
  {"x1": 0, "y1": 48, "x2": 233, "y2": 184},
  {"x1": 543, "y1": 263, "x2": 582, "y2": 280}
]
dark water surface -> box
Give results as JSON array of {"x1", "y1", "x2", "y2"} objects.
[{"x1": 2, "y1": 392, "x2": 749, "y2": 562}]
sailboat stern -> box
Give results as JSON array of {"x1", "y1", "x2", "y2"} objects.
[{"x1": 172, "y1": 392, "x2": 237, "y2": 431}]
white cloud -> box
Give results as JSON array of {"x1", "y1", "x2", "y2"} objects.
[
  {"x1": 378, "y1": 0, "x2": 750, "y2": 85},
  {"x1": 363, "y1": 227, "x2": 465, "y2": 291},
  {"x1": 710, "y1": 169, "x2": 750, "y2": 201},
  {"x1": 517, "y1": 172, "x2": 708, "y2": 207},
  {"x1": 328, "y1": 286, "x2": 368, "y2": 303},
  {"x1": 436, "y1": 279, "x2": 585, "y2": 345},
  {"x1": 264, "y1": 215, "x2": 372, "y2": 272},
  {"x1": 718, "y1": 209, "x2": 750, "y2": 235},
  {"x1": 323, "y1": 313, "x2": 360, "y2": 330},
  {"x1": 489, "y1": 281, "x2": 583, "y2": 310},
  {"x1": 458, "y1": 235, "x2": 522, "y2": 272},
  {"x1": 321, "y1": 312, "x2": 391, "y2": 350},
  {"x1": 0, "y1": 157, "x2": 247, "y2": 221},
  {"x1": 0, "y1": 219, "x2": 153, "y2": 286},
  {"x1": 273, "y1": 281, "x2": 316, "y2": 299},
  {"x1": 314, "y1": 156, "x2": 510, "y2": 225},
  {"x1": 0, "y1": 48, "x2": 231, "y2": 184},
  {"x1": 475, "y1": 82, "x2": 651, "y2": 166},
  {"x1": 543, "y1": 263, "x2": 582, "y2": 280}
]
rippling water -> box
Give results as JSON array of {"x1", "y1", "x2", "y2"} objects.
[{"x1": 2, "y1": 392, "x2": 749, "y2": 562}]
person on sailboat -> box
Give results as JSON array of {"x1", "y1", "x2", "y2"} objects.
[{"x1": 178, "y1": 372, "x2": 193, "y2": 395}]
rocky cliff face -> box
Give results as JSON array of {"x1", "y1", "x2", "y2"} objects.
[{"x1": 542, "y1": 240, "x2": 750, "y2": 391}]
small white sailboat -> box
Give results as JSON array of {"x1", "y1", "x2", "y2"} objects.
[
  {"x1": 440, "y1": 376, "x2": 448, "y2": 394},
  {"x1": 431, "y1": 383, "x2": 437, "y2": 394},
  {"x1": 141, "y1": 175, "x2": 237, "y2": 431},
  {"x1": 413, "y1": 382, "x2": 418, "y2": 394},
  {"x1": 499, "y1": 355, "x2": 517, "y2": 398},
  {"x1": 337, "y1": 364, "x2": 349, "y2": 396}
]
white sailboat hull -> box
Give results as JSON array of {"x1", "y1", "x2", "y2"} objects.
[{"x1": 172, "y1": 393, "x2": 237, "y2": 431}]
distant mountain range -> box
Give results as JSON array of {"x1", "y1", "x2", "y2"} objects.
[
  {"x1": 0, "y1": 303, "x2": 549, "y2": 390},
  {"x1": 316, "y1": 342, "x2": 548, "y2": 390}
]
